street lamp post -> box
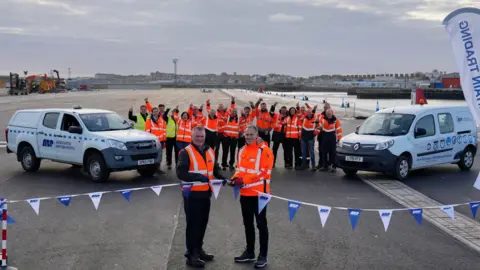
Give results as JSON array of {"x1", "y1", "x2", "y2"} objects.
[{"x1": 173, "y1": 59, "x2": 178, "y2": 86}]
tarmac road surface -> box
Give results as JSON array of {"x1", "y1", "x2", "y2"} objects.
[{"x1": 0, "y1": 89, "x2": 480, "y2": 269}]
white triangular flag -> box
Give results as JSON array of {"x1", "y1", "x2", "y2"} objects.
[
  {"x1": 27, "y1": 198, "x2": 40, "y2": 215},
  {"x1": 440, "y1": 205, "x2": 455, "y2": 219},
  {"x1": 474, "y1": 172, "x2": 480, "y2": 190},
  {"x1": 378, "y1": 210, "x2": 393, "y2": 232},
  {"x1": 258, "y1": 193, "x2": 272, "y2": 214},
  {"x1": 317, "y1": 205, "x2": 331, "y2": 228},
  {"x1": 209, "y1": 180, "x2": 224, "y2": 200},
  {"x1": 150, "y1": 186, "x2": 163, "y2": 196},
  {"x1": 89, "y1": 192, "x2": 103, "y2": 210}
]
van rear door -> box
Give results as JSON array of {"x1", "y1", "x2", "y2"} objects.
[{"x1": 37, "y1": 112, "x2": 61, "y2": 160}]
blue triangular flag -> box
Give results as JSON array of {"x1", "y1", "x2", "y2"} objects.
[
  {"x1": 348, "y1": 209, "x2": 362, "y2": 230},
  {"x1": 409, "y1": 208, "x2": 423, "y2": 225},
  {"x1": 258, "y1": 193, "x2": 272, "y2": 214},
  {"x1": 120, "y1": 190, "x2": 131, "y2": 202},
  {"x1": 181, "y1": 183, "x2": 193, "y2": 198},
  {"x1": 234, "y1": 185, "x2": 241, "y2": 200},
  {"x1": 57, "y1": 196, "x2": 72, "y2": 207},
  {"x1": 288, "y1": 200, "x2": 302, "y2": 222},
  {"x1": 7, "y1": 215, "x2": 15, "y2": 224},
  {"x1": 469, "y1": 201, "x2": 480, "y2": 219}
]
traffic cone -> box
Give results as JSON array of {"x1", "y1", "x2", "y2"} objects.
[
  {"x1": 341, "y1": 97, "x2": 345, "y2": 108},
  {"x1": 376, "y1": 101, "x2": 379, "y2": 112}
]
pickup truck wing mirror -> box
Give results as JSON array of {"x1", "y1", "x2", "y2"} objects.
[{"x1": 68, "y1": 126, "x2": 83, "y2": 134}]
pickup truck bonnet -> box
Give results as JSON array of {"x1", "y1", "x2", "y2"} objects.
[{"x1": 93, "y1": 129, "x2": 157, "y2": 143}]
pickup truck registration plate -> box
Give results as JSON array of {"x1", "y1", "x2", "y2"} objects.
[
  {"x1": 138, "y1": 159, "x2": 155, "y2": 165},
  {"x1": 345, "y1": 156, "x2": 363, "y2": 162}
]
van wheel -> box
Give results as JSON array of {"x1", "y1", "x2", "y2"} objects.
[
  {"x1": 393, "y1": 156, "x2": 409, "y2": 181},
  {"x1": 458, "y1": 148, "x2": 475, "y2": 171},
  {"x1": 343, "y1": 169, "x2": 357, "y2": 178},
  {"x1": 19, "y1": 146, "x2": 41, "y2": 172},
  {"x1": 137, "y1": 165, "x2": 157, "y2": 178},
  {"x1": 86, "y1": 153, "x2": 110, "y2": 182}
]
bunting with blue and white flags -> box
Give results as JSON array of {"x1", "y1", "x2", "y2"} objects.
[
  {"x1": 209, "y1": 180, "x2": 224, "y2": 200},
  {"x1": 258, "y1": 193, "x2": 272, "y2": 214},
  {"x1": 233, "y1": 185, "x2": 241, "y2": 200},
  {"x1": 120, "y1": 190, "x2": 131, "y2": 202},
  {"x1": 410, "y1": 208, "x2": 423, "y2": 225},
  {"x1": 57, "y1": 196, "x2": 72, "y2": 207},
  {"x1": 470, "y1": 201, "x2": 480, "y2": 219},
  {"x1": 443, "y1": 8, "x2": 480, "y2": 124},
  {"x1": 181, "y1": 183, "x2": 193, "y2": 198},
  {"x1": 440, "y1": 205, "x2": 455, "y2": 220},
  {"x1": 317, "y1": 206, "x2": 331, "y2": 228},
  {"x1": 287, "y1": 200, "x2": 301, "y2": 222},
  {"x1": 89, "y1": 193, "x2": 103, "y2": 210},
  {"x1": 348, "y1": 209, "x2": 361, "y2": 230},
  {"x1": 378, "y1": 210, "x2": 393, "y2": 232},
  {"x1": 150, "y1": 186, "x2": 162, "y2": 196},
  {"x1": 27, "y1": 198, "x2": 40, "y2": 215},
  {"x1": 474, "y1": 173, "x2": 480, "y2": 191}
]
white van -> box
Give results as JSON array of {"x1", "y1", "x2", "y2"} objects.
[
  {"x1": 336, "y1": 105, "x2": 477, "y2": 180},
  {"x1": 5, "y1": 106, "x2": 162, "y2": 182}
]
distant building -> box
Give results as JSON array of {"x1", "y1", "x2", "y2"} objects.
[{"x1": 441, "y1": 72, "x2": 461, "y2": 88}]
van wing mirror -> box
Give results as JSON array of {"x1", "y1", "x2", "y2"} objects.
[
  {"x1": 355, "y1": 125, "x2": 360, "y2": 134},
  {"x1": 414, "y1": 128, "x2": 426, "y2": 137},
  {"x1": 68, "y1": 126, "x2": 83, "y2": 134}
]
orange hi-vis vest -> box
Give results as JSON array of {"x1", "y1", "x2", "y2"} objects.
[
  {"x1": 284, "y1": 116, "x2": 300, "y2": 139},
  {"x1": 203, "y1": 115, "x2": 218, "y2": 132},
  {"x1": 272, "y1": 113, "x2": 285, "y2": 132},
  {"x1": 183, "y1": 145, "x2": 215, "y2": 192},
  {"x1": 255, "y1": 108, "x2": 272, "y2": 130},
  {"x1": 320, "y1": 118, "x2": 343, "y2": 141},
  {"x1": 239, "y1": 113, "x2": 255, "y2": 134},
  {"x1": 233, "y1": 139, "x2": 274, "y2": 196},
  {"x1": 145, "y1": 117, "x2": 166, "y2": 141},
  {"x1": 206, "y1": 102, "x2": 234, "y2": 133},
  {"x1": 177, "y1": 119, "x2": 192, "y2": 143},
  {"x1": 224, "y1": 116, "x2": 240, "y2": 138},
  {"x1": 302, "y1": 117, "x2": 316, "y2": 131}
]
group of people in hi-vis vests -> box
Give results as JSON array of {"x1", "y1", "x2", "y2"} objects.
[{"x1": 128, "y1": 96, "x2": 343, "y2": 173}]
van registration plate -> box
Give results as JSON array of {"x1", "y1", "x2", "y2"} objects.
[
  {"x1": 138, "y1": 159, "x2": 155, "y2": 165},
  {"x1": 346, "y1": 156, "x2": 363, "y2": 162}
]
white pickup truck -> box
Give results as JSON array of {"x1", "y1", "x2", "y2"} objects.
[{"x1": 5, "y1": 106, "x2": 162, "y2": 181}]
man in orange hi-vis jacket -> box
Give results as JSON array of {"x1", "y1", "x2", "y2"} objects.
[
  {"x1": 319, "y1": 108, "x2": 342, "y2": 172},
  {"x1": 229, "y1": 125, "x2": 274, "y2": 269}
]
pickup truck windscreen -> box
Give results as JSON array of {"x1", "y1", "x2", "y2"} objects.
[{"x1": 79, "y1": 113, "x2": 132, "y2": 132}]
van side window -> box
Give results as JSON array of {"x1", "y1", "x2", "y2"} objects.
[
  {"x1": 414, "y1": 115, "x2": 435, "y2": 138},
  {"x1": 42, "y1": 113, "x2": 60, "y2": 129},
  {"x1": 438, "y1": 113, "x2": 454, "y2": 134},
  {"x1": 61, "y1": 114, "x2": 81, "y2": 131}
]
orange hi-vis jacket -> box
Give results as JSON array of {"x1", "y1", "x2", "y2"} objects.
[
  {"x1": 239, "y1": 113, "x2": 256, "y2": 134},
  {"x1": 145, "y1": 101, "x2": 167, "y2": 141},
  {"x1": 224, "y1": 116, "x2": 240, "y2": 138},
  {"x1": 203, "y1": 115, "x2": 218, "y2": 132},
  {"x1": 320, "y1": 117, "x2": 343, "y2": 141},
  {"x1": 314, "y1": 110, "x2": 335, "y2": 136},
  {"x1": 232, "y1": 138, "x2": 274, "y2": 196},
  {"x1": 284, "y1": 115, "x2": 301, "y2": 139},
  {"x1": 176, "y1": 119, "x2": 192, "y2": 143},
  {"x1": 254, "y1": 108, "x2": 273, "y2": 131},
  {"x1": 302, "y1": 116, "x2": 317, "y2": 131},
  {"x1": 145, "y1": 117, "x2": 166, "y2": 141},
  {"x1": 187, "y1": 107, "x2": 205, "y2": 128},
  {"x1": 182, "y1": 144, "x2": 215, "y2": 192},
  {"x1": 271, "y1": 113, "x2": 286, "y2": 132},
  {"x1": 206, "y1": 102, "x2": 235, "y2": 133}
]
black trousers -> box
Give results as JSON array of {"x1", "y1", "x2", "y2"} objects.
[
  {"x1": 184, "y1": 195, "x2": 211, "y2": 254},
  {"x1": 206, "y1": 130, "x2": 216, "y2": 150},
  {"x1": 271, "y1": 131, "x2": 285, "y2": 166},
  {"x1": 259, "y1": 131, "x2": 271, "y2": 147},
  {"x1": 215, "y1": 132, "x2": 226, "y2": 160},
  {"x1": 238, "y1": 137, "x2": 246, "y2": 150},
  {"x1": 222, "y1": 136, "x2": 238, "y2": 167},
  {"x1": 284, "y1": 138, "x2": 301, "y2": 167},
  {"x1": 240, "y1": 196, "x2": 268, "y2": 257},
  {"x1": 166, "y1": 137, "x2": 179, "y2": 166},
  {"x1": 321, "y1": 132, "x2": 336, "y2": 168}
]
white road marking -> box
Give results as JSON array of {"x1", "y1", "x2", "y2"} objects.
[{"x1": 361, "y1": 174, "x2": 480, "y2": 253}]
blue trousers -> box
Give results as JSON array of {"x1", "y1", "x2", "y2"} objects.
[{"x1": 301, "y1": 140, "x2": 315, "y2": 167}]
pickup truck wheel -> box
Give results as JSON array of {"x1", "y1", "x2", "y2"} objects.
[
  {"x1": 86, "y1": 153, "x2": 110, "y2": 182},
  {"x1": 458, "y1": 147, "x2": 475, "y2": 171},
  {"x1": 137, "y1": 165, "x2": 157, "y2": 178},
  {"x1": 20, "y1": 146, "x2": 41, "y2": 172}
]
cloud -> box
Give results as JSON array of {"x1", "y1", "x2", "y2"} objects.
[{"x1": 268, "y1": 13, "x2": 304, "y2": 22}]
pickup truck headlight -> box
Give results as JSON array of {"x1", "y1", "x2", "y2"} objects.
[
  {"x1": 108, "y1": 139, "x2": 127, "y2": 150},
  {"x1": 375, "y1": 140, "x2": 394, "y2": 150}
]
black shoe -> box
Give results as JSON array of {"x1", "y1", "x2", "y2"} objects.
[
  {"x1": 254, "y1": 255, "x2": 268, "y2": 268},
  {"x1": 311, "y1": 168, "x2": 317, "y2": 172},
  {"x1": 199, "y1": 249, "x2": 214, "y2": 261},
  {"x1": 294, "y1": 165, "x2": 302, "y2": 170},
  {"x1": 234, "y1": 250, "x2": 256, "y2": 263},
  {"x1": 186, "y1": 254, "x2": 205, "y2": 268},
  {"x1": 167, "y1": 165, "x2": 172, "y2": 170},
  {"x1": 319, "y1": 167, "x2": 328, "y2": 172}
]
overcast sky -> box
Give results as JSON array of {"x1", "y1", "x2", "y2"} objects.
[{"x1": 0, "y1": 0, "x2": 476, "y2": 77}]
